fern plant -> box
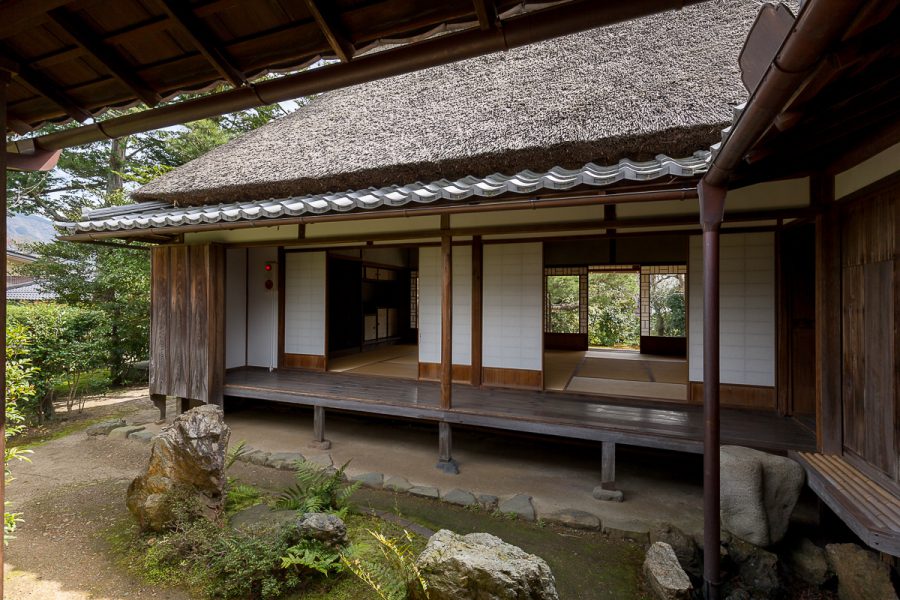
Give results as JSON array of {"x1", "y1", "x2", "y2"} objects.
[
  {"x1": 275, "y1": 459, "x2": 360, "y2": 515},
  {"x1": 280, "y1": 539, "x2": 343, "y2": 576},
  {"x1": 341, "y1": 529, "x2": 429, "y2": 600},
  {"x1": 225, "y1": 440, "x2": 248, "y2": 470}
]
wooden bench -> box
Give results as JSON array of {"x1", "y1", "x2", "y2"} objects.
[{"x1": 792, "y1": 451, "x2": 900, "y2": 557}]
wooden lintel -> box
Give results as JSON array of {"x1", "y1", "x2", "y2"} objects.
[
  {"x1": 48, "y1": 8, "x2": 161, "y2": 106},
  {"x1": 157, "y1": 0, "x2": 246, "y2": 88},
  {"x1": 303, "y1": 0, "x2": 354, "y2": 63},
  {"x1": 2, "y1": 42, "x2": 90, "y2": 121},
  {"x1": 472, "y1": 0, "x2": 497, "y2": 30}
]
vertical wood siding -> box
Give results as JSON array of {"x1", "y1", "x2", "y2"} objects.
[
  {"x1": 840, "y1": 188, "x2": 897, "y2": 482},
  {"x1": 150, "y1": 244, "x2": 225, "y2": 405}
]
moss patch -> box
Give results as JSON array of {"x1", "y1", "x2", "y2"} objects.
[{"x1": 352, "y1": 488, "x2": 650, "y2": 600}]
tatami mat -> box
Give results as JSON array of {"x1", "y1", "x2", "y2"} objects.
[
  {"x1": 567, "y1": 377, "x2": 688, "y2": 401},
  {"x1": 576, "y1": 357, "x2": 652, "y2": 382},
  {"x1": 543, "y1": 350, "x2": 585, "y2": 391},
  {"x1": 328, "y1": 344, "x2": 417, "y2": 372},
  {"x1": 348, "y1": 361, "x2": 418, "y2": 379}
]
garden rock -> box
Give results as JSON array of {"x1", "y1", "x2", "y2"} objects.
[
  {"x1": 784, "y1": 537, "x2": 829, "y2": 586},
  {"x1": 650, "y1": 524, "x2": 702, "y2": 579},
  {"x1": 498, "y1": 494, "x2": 535, "y2": 521},
  {"x1": 384, "y1": 476, "x2": 412, "y2": 492},
  {"x1": 244, "y1": 450, "x2": 270, "y2": 466},
  {"x1": 720, "y1": 445, "x2": 804, "y2": 546},
  {"x1": 109, "y1": 425, "x2": 145, "y2": 440},
  {"x1": 86, "y1": 419, "x2": 126, "y2": 436},
  {"x1": 443, "y1": 488, "x2": 477, "y2": 507},
  {"x1": 545, "y1": 509, "x2": 600, "y2": 531},
  {"x1": 350, "y1": 472, "x2": 383, "y2": 488},
  {"x1": 230, "y1": 504, "x2": 296, "y2": 532},
  {"x1": 304, "y1": 453, "x2": 333, "y2": 469},
  {"x1": 724, "y1": 536, "x2": 780, "y2": 597},
  {"x1": 602, "y1": 519, "x2": 650, "y2": 544},
  {"x1": 417, "y1": 529, "x2": 558, "y2": 600},
  {"x1": 643, "y1": 542, "x2": 692, "y2": 600},
  {"x1": 266, "y1": 451, "x2": 305, "y2": 470},
  {"x1": 592, "y1": 486, "x2": 624, "y2": 502},
  {"x1": 291, "y1": 512, "x2": 348, "y2": 549},
  {"x1": 126, "y1": 404, "x2": 230, "y2": 531},
  {"x1": 477, "y1": 493, "x2": 499, "y2": 510},
  {"x1": 409, "y1": 485, "x2": 440, "y2": 499},
  {"x1": 826, "y1": 543, "x2": 898, "y2": 600},
  {"x1": 131, "y1": 430, "x2": 156, "y2": 443}
]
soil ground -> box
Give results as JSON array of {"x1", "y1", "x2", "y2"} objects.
[{"x1": 3, "y1": 390, "x2": 652, "y2": 600}]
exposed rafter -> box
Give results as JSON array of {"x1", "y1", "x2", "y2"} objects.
[
  {"x1": 156, "y1": 0, "x2": 246, "y2": 88},
  {"x1": 48, "y1": 8, "x2": 161, "y2": 107},
  {"x1": 472, "y1": 0, "x2": 497, "y2": 30},
  {"x1": 0, "y1": 42, "x2": 91, "y2": 122},
  {"x1": 304, "y1": 0, "x2": 355, "y2": 63}
]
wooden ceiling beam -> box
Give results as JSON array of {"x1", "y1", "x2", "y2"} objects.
[
  {"x1": 0, "y1": 43, "x2": 91, "y2": 122},
  {"x1": 48, "y1": 8, "x2": 162, "y2": 107},
  {"x1": 472, "y1": 0, "x2": 497, "y2": 30},
  {"x1": 303, "y1": 0, "x2": 354, "y2": 63},
  {"x1": 156, "y1": 0, "x2": 247, "y2": 88}
]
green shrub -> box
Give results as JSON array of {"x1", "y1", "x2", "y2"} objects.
[
  {"x1": 275, "y1": 459, "x2": 360, "y2": 516},
  {"x1": 7, "y1": 303, "x2": 108, "y2": 421},
  {"x1": 4, "y1": 325, "x2": 35, "y2": 541}
]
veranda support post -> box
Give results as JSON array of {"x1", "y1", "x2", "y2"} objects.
[{"x1": 699, "y1": 180, "x2": 726, "y2": 600}]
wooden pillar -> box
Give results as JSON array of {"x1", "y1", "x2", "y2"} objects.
[
  {"x1": 471, "y1": 236, "x2": 483, "y2": 387},
  {"x1": 440, "y1": 216, "x2": 452, "y2": 409},
  {"x1": 151, "y1": 394, "x2": 167, "y2": 421},
  {"x1": 309, "y1": 405, "x2": 332, "y2": 449},
  {"x1": 600, "y1": 441, "x2": 616, "y2": 489},
  {"x1": 436, "y1": 421, "x2": 459, "y2": 474},
  {"x1": 0, "y1": 67, "x2": 9, "y2": 590},
  {"x1": 813, "y1": 175, "x2": 841, "y2": 454},
  {"x1": 178, "y1": 397, "x2": 191, "y2": 414},
  {"x1": 699, "y1": 180, "x2": 725, "y2": 600}
]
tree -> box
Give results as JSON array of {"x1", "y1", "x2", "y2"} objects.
[
  {"x1": 21, "y1": 242, "x2": 151, "y2": 389},
  {"x1": 587, "y1": 272, "x2": 640, "y2": 349}
]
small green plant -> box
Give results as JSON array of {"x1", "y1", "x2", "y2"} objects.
[
  {"x1": 281, "y1": 539, "x2": 344, "y2": 576},
  {"x1": 341, "y1": 529, "x2": 429, "y2": 600},
  {"x1": 225, "y1": 440, "x2": 248, "y2": 469},
  {"x1": 275, "y1": 459, "x2": 361, "y2": 516},
  {"x1": 225, "y1": 482, "x2": 262, "y2": 515}
]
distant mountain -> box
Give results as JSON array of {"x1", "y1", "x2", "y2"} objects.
[{"x1": 8, "y1": 213, "x2": 57, "y2": 250}]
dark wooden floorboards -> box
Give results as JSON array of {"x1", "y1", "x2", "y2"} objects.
[{"x1": 224, "y1": 368, "x2": 815, "y2": 455}]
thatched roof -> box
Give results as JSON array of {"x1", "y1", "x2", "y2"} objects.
[{"x1": 134, "y1": 0, "x2": 763, "y2": 207}]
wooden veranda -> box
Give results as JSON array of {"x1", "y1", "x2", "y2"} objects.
[{"x1": 224, "y1": 367, "x2": 815, "y2": 471}]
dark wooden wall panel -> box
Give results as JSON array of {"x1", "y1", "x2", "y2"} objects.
[
  {"x1": 838, "y1": 180, "x2": 898, "y2": 484},
  {"x1": 150, "y1": 244, "x2": 225, "y2": 405}
]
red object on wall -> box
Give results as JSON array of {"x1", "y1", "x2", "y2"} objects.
[{"x1": 265, "y1": 279, "x2": 274, "y2": 290}]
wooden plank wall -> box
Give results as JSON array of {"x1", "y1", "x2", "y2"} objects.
[
  {"x1": 839, "y1": 181, "x2": 898, "y2": 485},
  {"x1": 149, "y1": 244, "x2": 225, "y2": 405}
]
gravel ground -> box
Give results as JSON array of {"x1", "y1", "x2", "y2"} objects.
[{"x1": 3, "y1": 392, "x2": 187, "y2": 600}]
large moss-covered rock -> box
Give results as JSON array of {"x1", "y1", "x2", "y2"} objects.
[
  {"x1": 126, "y1": 405, "x2": 230, "y2": 531},
  {"x1": 720, "y1": 445, "x2": 804, "y2": 546},
  {"x1": 417, "y1": 529, "x2": 558, "y2": 600}
]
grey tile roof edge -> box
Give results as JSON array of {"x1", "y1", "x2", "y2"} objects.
[{"x1": 58, "y1": 152, "x2": 711, "y2": 234}]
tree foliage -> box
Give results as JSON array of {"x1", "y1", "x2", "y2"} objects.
[
  {"x1": 7, "y1": 104, "x2": 290, "y2": 222},
  {"x1": 7, "y1": 303, "x2": 109, "y2": 420}
]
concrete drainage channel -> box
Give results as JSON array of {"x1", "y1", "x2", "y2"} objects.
[{"x1": 90, "y1": 420, "x2": 651, "y2": 543}]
